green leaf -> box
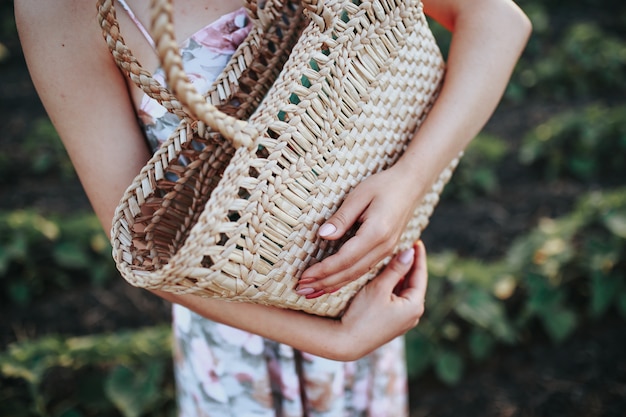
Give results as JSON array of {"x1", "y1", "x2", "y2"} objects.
[
  {"x1": 105, "y1": 363, "x2": 163, "y2": 417},
  {"x1": 603, "y1": 211, "x2": 626, "y2": 238},
  {"x1": 468, "y1": 329, "x2": 495, "y2": 361},
  {"x1": 434, "y1": 350, "x2": 464, "y2": 386},
  {"x1": 0, "y1": 245, "x2": 9, "y2": 274},
  {"x1": 616, "y1": 291, "x2": 626, "y2": 321},
  {"x1": 8, "y1": 282, "x2": 32, "y2": 307},
  {"x1": 404, "y1": 331, "x2": 434, "y2": 377},
  {"x1": 58, "y1": 409, "x2": 84, "y2": 417},
  {"x1": 541, "y1": 307, "x2": 577, "y2": 344},
  {"x1": 6, "y1": 233, "x2": 28, "y2": 260},
  {"x1": 454, "y1": 288, "x2": 515, "y2": 342},
  {"x1": 590, "y1": 272, "x2": 619, "y2": 318},
  {"x1": 52, "y1": 241, "x2": 91, "y2": 269}
]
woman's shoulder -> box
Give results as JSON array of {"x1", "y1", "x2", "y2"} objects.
[
  {"x1": 16, "y1": 0, "x2": 109, "y2": 69},
  {"x1": 16, "y1": 0, "x2": 98, "y2": 39},
  {"x1": 16, "y1": 0, "x2": 120, "y2": 99}
]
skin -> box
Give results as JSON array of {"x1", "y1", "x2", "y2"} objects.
[{"x1": 14, "y1": 0, "x2": 530, "y2": 360}]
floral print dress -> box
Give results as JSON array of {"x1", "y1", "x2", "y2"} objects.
[{"x1": 119, "y1": 4, "x2": 409, "y2": 416}]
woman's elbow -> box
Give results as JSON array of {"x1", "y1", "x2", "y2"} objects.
[{"x1": 504, "y1": 1, "x2": 533, "y2": 47}]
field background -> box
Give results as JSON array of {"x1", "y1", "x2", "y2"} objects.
[{"x1": 1, "y1": 0, "x2": 625, "y2": 416}]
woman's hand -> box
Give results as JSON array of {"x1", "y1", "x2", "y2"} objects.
[
  {"x1": 297, "y1": 165, "x2": 425, "y2": 298},
  {"x1": 334, "y1": 241, "x2": 428, "y2": 360}
]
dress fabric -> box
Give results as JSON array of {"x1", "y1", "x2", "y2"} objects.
[{"x1": 126, "y1": 6, "x2": 409, "y2": 417}]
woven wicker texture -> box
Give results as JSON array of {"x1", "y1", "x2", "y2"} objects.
[{"x1": 110, "y1": 0, "x2": 461, "y2": 317}]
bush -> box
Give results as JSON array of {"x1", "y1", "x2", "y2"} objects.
[
  {"x1": 443, "y1": 133, "x2": 508, "y2": 201},
  {"x1": 519, "y1": 104, "x2": 626, "y2": 182},
  {"x1": 0, "y1": 211, "x2": 116, "y2": 308},
  {"x1": 1, "y1": 186, "x2": 625, "y2": 411},
  {"x1": 22, "y1": 119, "x2": 76, "y2": 180},
  {"x1": 0, "y1": 326, "x2": 175, "y2": 417},
  {"x1": 508, "y1": 21, "x2": 626, "y2": 101},
  {"x1": 406, "y1": 187, "x2": 626, "y2": 384}
]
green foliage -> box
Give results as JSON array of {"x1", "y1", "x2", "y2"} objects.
[
  {"x1": 508, "y1": 21, "x2": 626, "y2": 101},
  {"x1": 444, "y1": 133, "x2": 508, "y2": 201},
  {"x1": 0, "y1": 118, "x2": 75, "y2": 184},
  {"x1": 105, "y1": 363, "x2": 166, "y2": 417},
  {"x1": 0, "y1": 211, "x2": 116, "y2": 308},
  {"x1": 0, "y1": 326, "x2": 175, "y2": 417},
  {"x1": 0, "y1": 41, "x2": 8, "y2": 63},
  {"x1": 519, "y1": 104, "x2": 626, "y2": 182},
  {"x1": 407, "y1": 188, "x2": 626, "y2": 383},
  {"x1": 22, "y1": 119, "x2": 76, "y2": 180}
]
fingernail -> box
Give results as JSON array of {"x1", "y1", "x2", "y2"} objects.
[
  {"x1": 318, "y1": 223, "x2": 337, "y2": 237},
  {"x1": 296, "y1": 286, "x2": 315, "y2": 296},
  {"x1": 399, "y1": 248, "x2": 415, "y2": 265},
  {"x1": 298, "y1": 278, "x2": 316, "y2": 285},
  {"x1": 306, "y1": 289, "x2": 326, "y2": 299}
]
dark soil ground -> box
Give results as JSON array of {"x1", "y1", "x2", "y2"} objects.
[{"x1": 1, "y1": 2, "x2": 625, "y2": 416}]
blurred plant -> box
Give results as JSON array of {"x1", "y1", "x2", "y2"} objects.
[
  {"x1": 0, "y1": 41, "x2": 8, "y2": 63},
  {"x1": 443, "y1": 133, "x2": 508, "y2": 202},
  {"x1": 0, "y1": 326, "x2": 174, "y2": 417},
  {"x1": 508, "y1": 21, "x2": 626, "y2": 101},
  {"x1": 519, "y1": 104, "x2": 626, "y2": 182},
  {"x1": 0, "y1": 210, "x2": 116, "y2": 307},
  {"x1": 407, "y1": 187, "x2": 626, "y2": 385},
  {"x1": 21, "y1": 118, "x2": 76, "y2": 180},
  {"x1": 1, "y1": 188, "x2": 625, "y2": 410}
]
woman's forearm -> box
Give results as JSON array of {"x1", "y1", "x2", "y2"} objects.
[
  {"x1": 397, "y1": 0, "x2": 532, "y2": 191},
  {"x1": 155, "y1": 290, "x2": 346, "y2": 358},
  {"x1": 154, "y1": 242, "x2": 427, "y2": 362}
]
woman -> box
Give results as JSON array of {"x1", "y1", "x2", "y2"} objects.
[{"x1": 15, "y1": 0, "x2": 530, "y2": 415}]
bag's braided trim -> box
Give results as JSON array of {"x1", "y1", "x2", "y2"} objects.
[
  {"x1": 113, "y1": 0, "x2": 458, "y2": 317},
  {"x1": 111, "y1": 1, "x2": 307, "y2": 270}
]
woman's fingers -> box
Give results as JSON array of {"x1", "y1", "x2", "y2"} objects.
[
  {"x1": 314, "y1": 185, "x2": 370, "y2": 241},
  {"x1": 397, "y1": 241, "x2": 428, "y2": 303},
  {"x1": 337, "y1": 241, "x2": 429, "y2": 355},
  {"x1": 297, "y1": 234, "x2": 389, "y2": 296},
  {"x1": 372, "y1": 246, "x2": 416, "y2": 292}
]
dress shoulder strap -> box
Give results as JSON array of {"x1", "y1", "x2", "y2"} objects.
[{"x1": 116, "y1": 0, "x2": 156, "y2": 50}]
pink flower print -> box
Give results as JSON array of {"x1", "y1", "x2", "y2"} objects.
[
  {"x1": 304, "y1": 374, "x2": 337, "y2": 412},
  {"x1": 351, "y1": 375, "x2": 370, "y2": 411},
  {"x1": 189, "y1": 337, "x2": 228, "y2": 403},
  {"x1": 192, "y1": 9, "x2": 251, "y2": 54},
  {"x1": 215, "y1": 324, "x2": 264, "y2": 355}
]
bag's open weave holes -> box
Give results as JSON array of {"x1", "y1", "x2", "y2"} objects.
[{"x1": 107, "y1": 0, "x2": 461, "y2": 317}]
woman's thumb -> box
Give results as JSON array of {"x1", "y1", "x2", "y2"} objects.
[{"x1": 375, "y1": 248, "x2": 415, "y2": 289}]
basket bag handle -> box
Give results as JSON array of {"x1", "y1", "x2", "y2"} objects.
[
  {"x1": 96, "y1": 0, "x2": 277, "y2": 119},
  {"x1": 149, "y1": 0, "x2": 329, "y2": 149}
]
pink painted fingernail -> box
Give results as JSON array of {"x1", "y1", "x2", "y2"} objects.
[
  {"x1": 298, "y1": 278, "x2": 316, "y2": 285},
  {"x1": 306, "y1": 289, "x2": 326, "y2": 299},
  {"x1": 319, "y1": 223, "x2": 337, "y2": 237},
  {"x1": 296, "y1": 286, "x2": 315, "y2": 296},
  {"x1": 399, "y1": 248, "x2": 415, "y2": 265}
]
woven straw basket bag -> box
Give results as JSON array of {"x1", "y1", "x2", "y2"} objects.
[{"x1": 108, "y1": 0, "x2": 461, "y2": 317}]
